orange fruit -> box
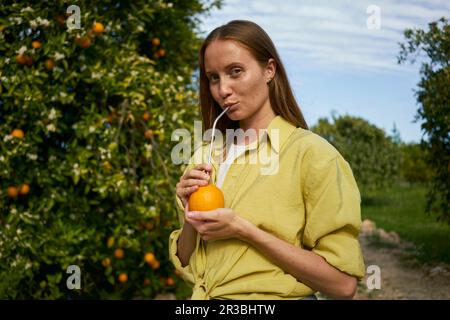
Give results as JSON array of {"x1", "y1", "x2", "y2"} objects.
[
  {"x1": 166, "y1": 277, "x2": 175, "y2": 286},
  {"x1": 149, "y1": 259, "x2": 160, "y2": 270},
  {"x1": 142, "y1": 111, "x2": 150, "y2": 121},
  {"x1": 143, "y1": 279, "x2": 151, "y2": 286},
  {"x1": 157, "y1": 48, "x2": 166, "y2": 57},
  {"x1": 107, "y1": 237, "x2": 115, "y2": 248},
  {"x1": 16, "y1": 55, "x2": 27, "y2": 65},
  {"x1": 118, "y1": 273, "x2": 128, "y2": 283},
  {"x1": 11, "y1": 129, "x2": 25, "y2": 139},
  {"x1": 188, "y1": 184, "x2": 224, "y2": 211},
  {"x1": 151, "y1": 37, "x2": 160, "y2": 46},
  {"x1": 45, "y1": 59, "x2": 55, "y2": 70},
  {"x1": 24, "y1": 56, "x2": 33, "y2": 66},
  {"x1": 32, "y1": 41, "x2": 41, "y2": 49},
  {"x1": 7, "y1": 186, "x2": 19, "y2": 198},
  {"x1": 92, "y1": 22, "x2": 104, "y2": 34},
  {"x1": 114, "y1": 248, "x2": 124, "y2": 259},
  {"x1": 75, "y1": 36, "x2": 92, "y2": 49},
  {"x1": 145, "y1": 222, "x2": 154, "y2": 231},
  {"x1": 55, "y1": 15, "x2": 65, "y2": 27},
  {"x1": 19, "y1": 183, "x2": 30, "y2": 195},
  {"x1": 144, "y1": 129, "x2": 154, "y2": 140},
  {"x1": 144, "y1": 253, "x2": 156, "y2": 265},
  {"x1": 101, "y1": 257, "x2": 111, "y2": 268}
]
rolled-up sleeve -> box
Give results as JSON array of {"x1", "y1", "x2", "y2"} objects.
[{"x1": 302, "y1": 150, "x2": 365, "y2": 280}]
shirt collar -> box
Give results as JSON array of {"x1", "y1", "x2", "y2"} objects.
[{"x1": 264, "y1": 115, "x2": 298, "y2": 154}]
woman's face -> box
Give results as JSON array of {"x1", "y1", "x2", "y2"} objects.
[{"x1": 204, "y1": 39, "x2": 275, "y2": 126}]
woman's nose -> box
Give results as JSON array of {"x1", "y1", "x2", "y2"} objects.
[{"x1": 218, "y1": 78, "x2": 233, "y2": 99}]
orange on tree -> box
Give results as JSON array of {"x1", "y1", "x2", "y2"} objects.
[
  {"x1": 143, "y1": 279, "x2": 151, "y2": 286},
  {"x1": 45, "y1": 59, "x2": 55, "y2": 70},
  {"x1": 144, "y1": 252, "x2": 156, "y2": 265},
  {"x1": 114, "y1": 248, "x2": 124, "y2": 259},
  {"x1": 55, "y1": 15, "x2": 65, "y2": 27},
  {"x1": 118, "y1": 273, "x2": 128, "y2": 283},
  {"x1": 19, "y1": 183, "x2": 30, "y2": 195},
  {"x1": 157, "y1": 48, "x2": 166, "y2": 57},
  {"x1": 151, "y1": 37, "x2": 160, "y2": 46},
  {"x1": 101, "y1": 257, "x2": 111, "y2": 268},
  {"x1": 166, "y1": 277, "x2": 175, "y2": 286},
  {"x1": 24, "y1": 56, "x2": 33, "y2": 66},
  {"x1": 107, "y1": 236, "x2": 115, "y2": 248},
  {"x1": 75, "y1": 36, "x2": 92, "y2": 49},
  {"x1": 149, "y1": 259, "x2": 160, "y2": 270},
  {"x1": 145, "y1": 222, "x2": 154, "y2": 231},
  {"x1": 7, "y1": 186, "x2": 19, "y2": 198},
  {"x1": 32, "y1": 40, "x2": 41, "y2": 49},
  {"x1": 92, "y1": 22, "x2": 104, "y2": 34},
  {"x1": 144, "y1": 129, "x2": 154, "y2": 140},
  {"x1": 16, "y1": 55, "x2": 27, "y2": 65},
  {"x1": 188, "y1": 184, "x2": 224, "y2": 211},
  {"x1": 142, "y1": 111, "x2": 150, "y2": 121},
  {"x1": 11, "y1": 129, "x2": 25, "y2": 139}
]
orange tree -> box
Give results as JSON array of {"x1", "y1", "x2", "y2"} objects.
[
  {"x1": 398, "y1": 17, "x2": 450, "y2": 222},
  {"x1": 0, "y1": 0, "x2": 221, "y2": 299}
]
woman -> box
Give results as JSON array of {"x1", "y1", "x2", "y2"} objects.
[{"x1": 169, "y1": 20, "x2": 365, "y2": 300}]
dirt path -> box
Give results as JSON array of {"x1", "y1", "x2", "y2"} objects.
[{"x1": 354, "y1": 221, "x2": 450, "y2": 300}]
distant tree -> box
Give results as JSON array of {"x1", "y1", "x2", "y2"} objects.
[
  {"x1": 398, "y1": 17, "x2": 450, "y2": 222},
  {"x1": 312, "y1": 114, "x2": 401, "y2": 195},
  {"x1": 399, "y1": 142, "x2": 433, "y2": 184}
]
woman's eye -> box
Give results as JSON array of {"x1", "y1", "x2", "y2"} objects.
[
  {"x1": 231, "y1": 68, "x2": 242, "y2": 76},
  {"x1": 209, "y1": 75, "x2": 219, "y2": 82}
]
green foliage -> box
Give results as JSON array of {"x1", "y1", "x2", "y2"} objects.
[
  {"x1": 311, "y1": 114, "x2": 401, "y2": 195},
  {"x1": 0, "y1": 0, "x2": 221, "y2": 299},
  {"x1": 399, "y1": 142, "x2": 433, "y2": 184},
  {"x1": 362, "y1": 183, "x2": 450, "y2": 264},
  {"x1": 398, "y1": 17, "x2": 450, "y2": 222}
]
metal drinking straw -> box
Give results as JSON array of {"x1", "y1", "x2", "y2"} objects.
[{"x1": 208, "y1": 106, "x2": 230, "y2": 165}]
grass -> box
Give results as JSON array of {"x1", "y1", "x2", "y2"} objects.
[{"x1": 361, "y1": 182, "x2": 450, "y2": 264}]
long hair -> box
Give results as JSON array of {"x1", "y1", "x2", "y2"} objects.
[{"x1": 198, "y1": 20, "x2": 308, "y2": 134}]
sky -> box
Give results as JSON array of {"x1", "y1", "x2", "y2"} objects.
[{"x1": 196, "y1": 0, "x2": 449, "y2": 143}]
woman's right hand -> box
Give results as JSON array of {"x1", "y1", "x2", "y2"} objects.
[{"x1": 176, "y1": 164, "x2": 212, "y2": 208}]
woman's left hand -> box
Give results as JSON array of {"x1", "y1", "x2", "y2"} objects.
[{"x1": 185, "y1": 208, "x2": 248, "y2": 241}]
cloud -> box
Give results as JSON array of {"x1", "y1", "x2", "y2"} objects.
[{"x1": 198, "y1": 0, "x2": 449, "y2": 73}]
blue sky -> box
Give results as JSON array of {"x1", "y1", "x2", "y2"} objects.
[{"x1": 197, "y1": 0, "x2": 449, "y2": 143}]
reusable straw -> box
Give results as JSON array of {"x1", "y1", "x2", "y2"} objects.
[{"x1": 208, "y1": 106, "x2": 230, "y2": 165}]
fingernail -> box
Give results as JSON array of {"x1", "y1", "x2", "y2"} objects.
[{"x1": 187, "y1": 212, "x2": 193, "y2": 218}]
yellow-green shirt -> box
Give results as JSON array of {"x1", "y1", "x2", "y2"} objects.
[{"x1": 169, "y1": 115, "x2": 365, "y2": 300}]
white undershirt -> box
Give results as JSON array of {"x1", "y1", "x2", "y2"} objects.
[{"x1": 216, "y1": 137, "x2": 260, "y2": 189}]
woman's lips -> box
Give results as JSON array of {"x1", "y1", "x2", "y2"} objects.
[{"x1": 227, "y1": 103, "x2": 239, "y2": 113}]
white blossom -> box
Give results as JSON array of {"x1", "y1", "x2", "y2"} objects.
[
  {"x1": 16, "y1": 46, "x2": 27, "y2": 55},
  {"x1": 27, "y1": 154, "x2": 38, "y2": 161},
  {"x1": 20, "y1": 7, "x2": 34, "y2": 13},
  {"x1": 91, "y1": 72, "x2": 102, "y2": 80},
  {"x1": 54, "y1": 52, "x2": 65, "y2": 61},
  {"x1": 9, "y1": 17, "x2": 23, "y2": 25},
  {"x1": 46, "y1": 124, "x2": 56, "y2": 132},
  {"x1": 48, "y1": 108, "x2": 57, "y2": 120}
]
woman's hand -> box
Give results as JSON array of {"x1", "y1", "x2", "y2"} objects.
[
  {"x1": 176, "y1": 164, "x2": 212, "y2": 208},
  {"x1": 184, "y1": 208, "x2": 248, "y2": 241}
]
